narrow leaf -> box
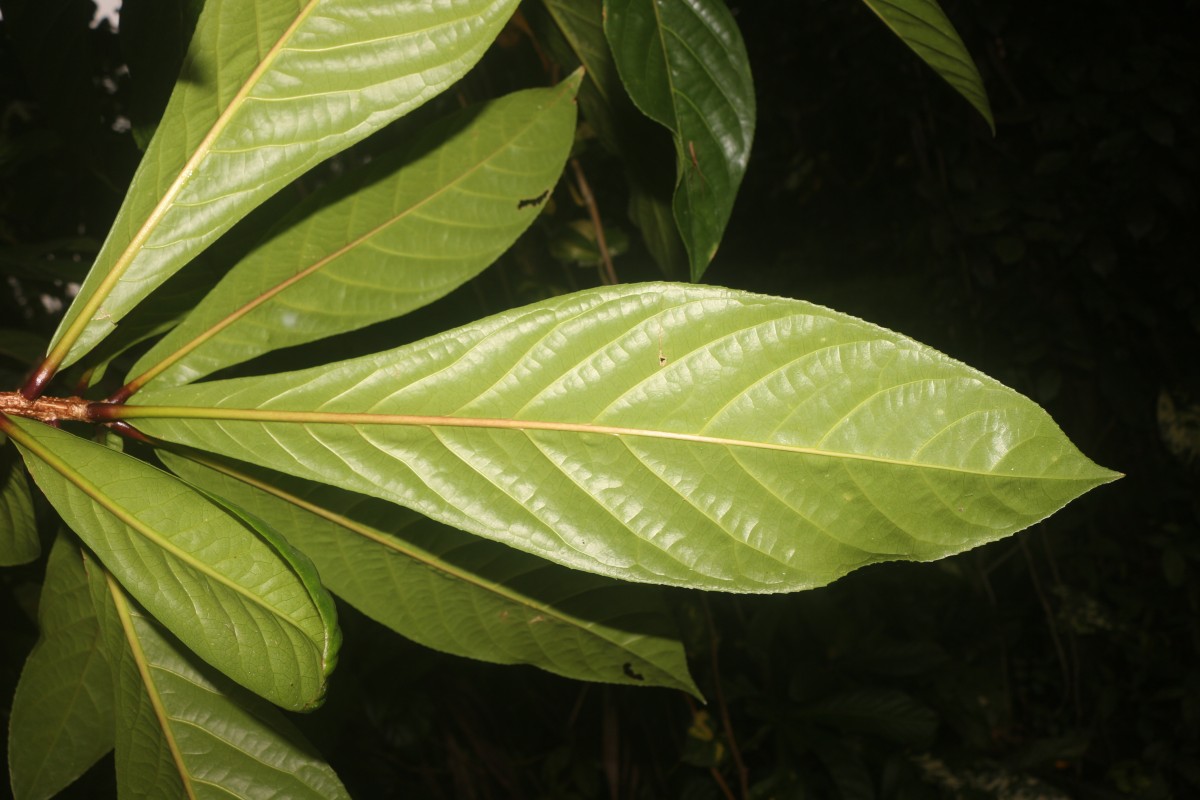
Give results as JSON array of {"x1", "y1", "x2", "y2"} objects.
[
  {"x1": 122, "y1": 283, "x2": 1119, "y2": 593},
  {"x1": 1, "y1": 443, "x2": 39, "y2": 565},
  {"x1": 87, "y1": 566, "x2": 350, "y2": 800},
  {"x1": 3, "y1": 416, "x2": 339, "y2": 710},
  {"x1": 161, "y1": 450, "x2": 699, "y2": 695},
  {"x1": 8, "y1": 533, "x2": 114, "y2": 800},
  {"x1": 46, "y1": 0, "x2": 521, "y2": 372},
  {"x1": 860, "y1": 0, "x2": 994, "y2": 131},
  {"x1": 126, "y1": 76, "x2": 582, "y2": 392},
  {"x1": 604, "y1": 0, "x2": 755, "y2": 279}
]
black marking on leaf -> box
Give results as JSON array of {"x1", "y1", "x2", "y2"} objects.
[
  {"x1": 517, "y1": 189, "x2": 550, "y2": 210},
  {"x1": 623, "y1": 662, "x2": 645, "y2": 681}
]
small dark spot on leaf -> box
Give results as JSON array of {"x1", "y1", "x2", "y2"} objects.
[
  {"x1": 517, "y1": 189, "x2": 550, "y2": 210},
  {"x1": 623, "y1": 662, "x2": 645, "y2": 681}
]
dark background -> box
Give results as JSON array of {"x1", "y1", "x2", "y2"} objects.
[{"x1": 1, "y1": 0, "x2": 1198, "y2": 797}]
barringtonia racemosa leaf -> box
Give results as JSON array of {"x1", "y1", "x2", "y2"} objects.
[
  {"x1": 8, "y1": 533, "x2": 113, "y2": 800},
  {"x1": 604, "y1": 0, "x2": 755, "y2": 280},
  {"x1": 1, "y1": 416, "x2": 339, "y2": 710},
  {"x1": 160, "y1": 450, "x2": 700, "y2": 695},
  {"x1": 116, "y1": 283, "x2": 1119, "y2": 593},
  {"x1": 85, "y1": 561, "x2": 350, "y2": 799},
  {"x1": 1, "y1": 443, "x2": 39, "y2": 565},
  {"x1": 40, "y1": 0, "x2": 521, "y2": 377},
  {"x1": 860, "y1": 0, "x2": 994, "y2": 131},
  {"x1": 123, "y1": 75, "x2": 582, "y2": 394}
]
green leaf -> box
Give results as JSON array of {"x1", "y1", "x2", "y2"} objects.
[
  {"x1": 604, "y1": 0, "x2": 755, "y2": 280},
  {"x1": 799, "y1": 688, "x2": 939, "y2": 746},
  {"x1": 126, "y1": 76, "x2": 582, "y2": 392},
  {"x1": 1, "y1": 443, "x2": 39, "y2": 566},
  {"x1": 46, "y1": 0, "x2": 521, "y2": 372},
  {"x1": 122, "y1": 283, "x2": 1119, "y2": 593},
  {"x1": 8, "y1": 533, "x2": 114, "y2": 800},
  {"x1": 860, "y1": 0, "x2": 994, "y2": 132},
  {"x1": 160, "y1": 450, "x2": 700, "y2": 695},
  {"x1": 86, "y1": 561, "x2": 350, "y2": 800},
  {"x1": 3, "y1": 416, "x2": 340, "y2": 710}
]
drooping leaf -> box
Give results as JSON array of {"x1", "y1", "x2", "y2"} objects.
[
  {"x1": 120, "y1": 283, "x2": 1119, "y2": 593},
  {"x1": 1, "y1": 443, "x2": 39, "y2": 565},
  {"x1": 160, "y1": 450, "x2": 699, "y2": 695},
  {"x1": 3, "y1": 416, "x2": 340, "y2": 710},
  {"x1": 45, "y1": 0, "x2": 521, "y2": 372},
  {"x1": 125, "y1": 76, "x2": 582, "y2": 393},
  {"x1": 8, "y1": 533, "x2": 114, "y2": 800},
  {"x1": 85, "y1": 560, "x2": 350, "y2": 800},
  {"x1": 604, "y1": 0, "x2": 755, "y2": 280},
  {"x1": 860, "y1": 0, "x2": 994, "y2": 131}
]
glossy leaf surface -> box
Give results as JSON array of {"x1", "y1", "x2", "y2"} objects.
[
  {"x1": 126, "y1": 283, "x2": 1118, "y2": 593},
  {"x1": 88, "y1": 565, "x2": 350, "y2": 800},
  {"x1": 128, "y1": 77, "x2": 581, "y2": 391},
  {"x1": 860, "y1": 0, "x2": 993, "y2": 131},
  {"x1": 604, "y1": 0, "x2": 755, "y2": 279},
  {"x1": 8, "y1": 534, "x2": 113, "y2": 800},
  {"x1": 49, "y1": 0, "x2": 520, "y2": 369},
  {"x1": 1, "y1": 443, "x2": 39, "y2": 565},
  {"x1": 161, "y1": 451, "x2": 699, "y2": 694},
  {"x1": 5, "y1": 417, "x2": 339, "y2": 710}
]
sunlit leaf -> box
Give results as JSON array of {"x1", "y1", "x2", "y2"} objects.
[
  {"x1": 121, "y1": 283, "x2": 1119, "y2": 593},
  {"x1": 86, "y1": 560, "x2": 350, "y2": 799},
  {"x1": 160, "y1": 450, "x2": 700, "y2": 695},
  {"x1": 860, "y1": 0, "x2": 994, "y2": 131},
  {"x1": 3, "y1": 416, "x2": 339, "y2": 710},
  {"x1": 126, "y1": 76, "x2": 581, "y2": 392},
  {"x1": 604, "y1": 0, "x2": 755, "y2": 279},
  {"x1": 1, "y1": 443, "x2": 39, "y2": 565},
  {"x1": 46, "y1": 0, "x2": 521, "y2": 371},
  {"x1": 8, "y1": 533, "x2": 113, "y2": 800}
]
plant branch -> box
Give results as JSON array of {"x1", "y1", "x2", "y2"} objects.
[
  {"x1": 0, "y1": 391, "x2": 93, "y2": 423},
  {"x1": 570, "y1": 158, "x2": 618, "y2": 285}
]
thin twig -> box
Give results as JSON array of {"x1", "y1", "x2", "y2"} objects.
[
  {"x1": 1019, "y1": 536, "x2": 1072, "y2": 713},
  {"x1": 570, "y1": 158, "x2": 618, "y2": 285},
  {"x1": 702, "y1": 597, "x2": 750, "y2": 800}
]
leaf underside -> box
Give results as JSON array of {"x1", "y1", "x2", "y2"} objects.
[
  {"x1": 161, "y1": 450, "x2": 700, "y2": 695},
  {"x1": 127, "y1": 283, "x2": 1118, "y2": 593}
]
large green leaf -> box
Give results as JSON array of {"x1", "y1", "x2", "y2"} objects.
[
  {"x1": 43, "y1": 0, "x2": 521, "y2": 374},
  {"x1": 2, "y1": 416, "x2": 339, "y2": 710},
  {"x1": 120, "y1": 283, "x2": 1119, "y2": 593},
  {"x1": 125, "y1": 77, "x2": 582, "y2": 393},
  {"x1": 1, "y1": 443, "x2": 39, "y2": 565},
  {"x1": 860, "y1": 0, "x2": 994, "y2": 131},
  {"x1": 8, "y1": 533, "x2": 114, "y2": 800},
  {"x1": 85, "y1": 560, "x2": 350, "y2": 799},
  {"x1": 160, "y1": 450, "x2": 699, "y2": 694},
  {"x1": 604, "y1": 0, "x2": 755, "y2": 280}
]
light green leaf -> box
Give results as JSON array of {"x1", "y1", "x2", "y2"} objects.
[
  {"x1": 860, "y1": 0, "x2": 994, "y2": 131},
  {"x1": 8, "y1": 533, "x2": 113, "y2": 800},
  {"x1": 86, "y1": 562, "x2": 350, "y2": 800},
  {"x1": 1, "y1": 443, "x2": 39, "y2": 566},
  {"x1": 125, "y1": 76, "x2": 582, "y2": 393},
  {"x1": 3, "y1": 416, "x2": 340, "y2": 710},
  {"x1": 45, "y1": 0, "x2": 521, "y2": 373},
  {"x1": 160, "y1": 450, "x2": 699, "y2": 695},
  {"x1": 122, "y1": 283, "x2": 1119, "y2": 593},
  {"x1": 604, "y1": 0, "x2": 755, "y2": 280}
]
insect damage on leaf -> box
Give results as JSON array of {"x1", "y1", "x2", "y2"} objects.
[
  {"x1": 517, "y1": 189, "x2": 550, "y2": 209},
  {"x1": 623, "y1": 662, "x2": 645, "y2": 681}
]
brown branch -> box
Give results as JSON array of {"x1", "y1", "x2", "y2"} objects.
[
  {"x1": 702, "y1": 597, "x2": 749, "y2": 800},
  {"x1": 0, "y1": 391, "x2": 93, "y2": 423},
  {"x1": 570, "y1": 158, "x2": 619, "y2": 286}
]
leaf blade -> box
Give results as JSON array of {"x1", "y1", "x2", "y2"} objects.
[
  {"x1": 1, "y1": 443, "x2": 39, "y2": 566},
  {"x1": 860, "y1": 0, "x2": 994, "y2": 131},
  {"x1": 47, "y1": 0, "x2": 521, "y2": 370},
  {"x1": 3, "y1": 415, "x2": 339, "y2": 710},
  {"x1": 8, "y1": 533, "x2": 114, "y2": 800},
  {"x1": 125, "y1": 283, "x2": 1118, "y2": 593},
  {"x1": 127, "y1": 76, "x2": 581, "y2": 391},
  {"x1": 160, "y1": 450, "x2": 699, "y2": 694},
  {"x1": 604, "y1": 0, "x2": 755, "y2": 279}
]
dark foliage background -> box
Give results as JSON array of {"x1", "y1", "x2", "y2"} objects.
[{"x1": 1, "y1": 0, "x2": 1198, "y2": 798}]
